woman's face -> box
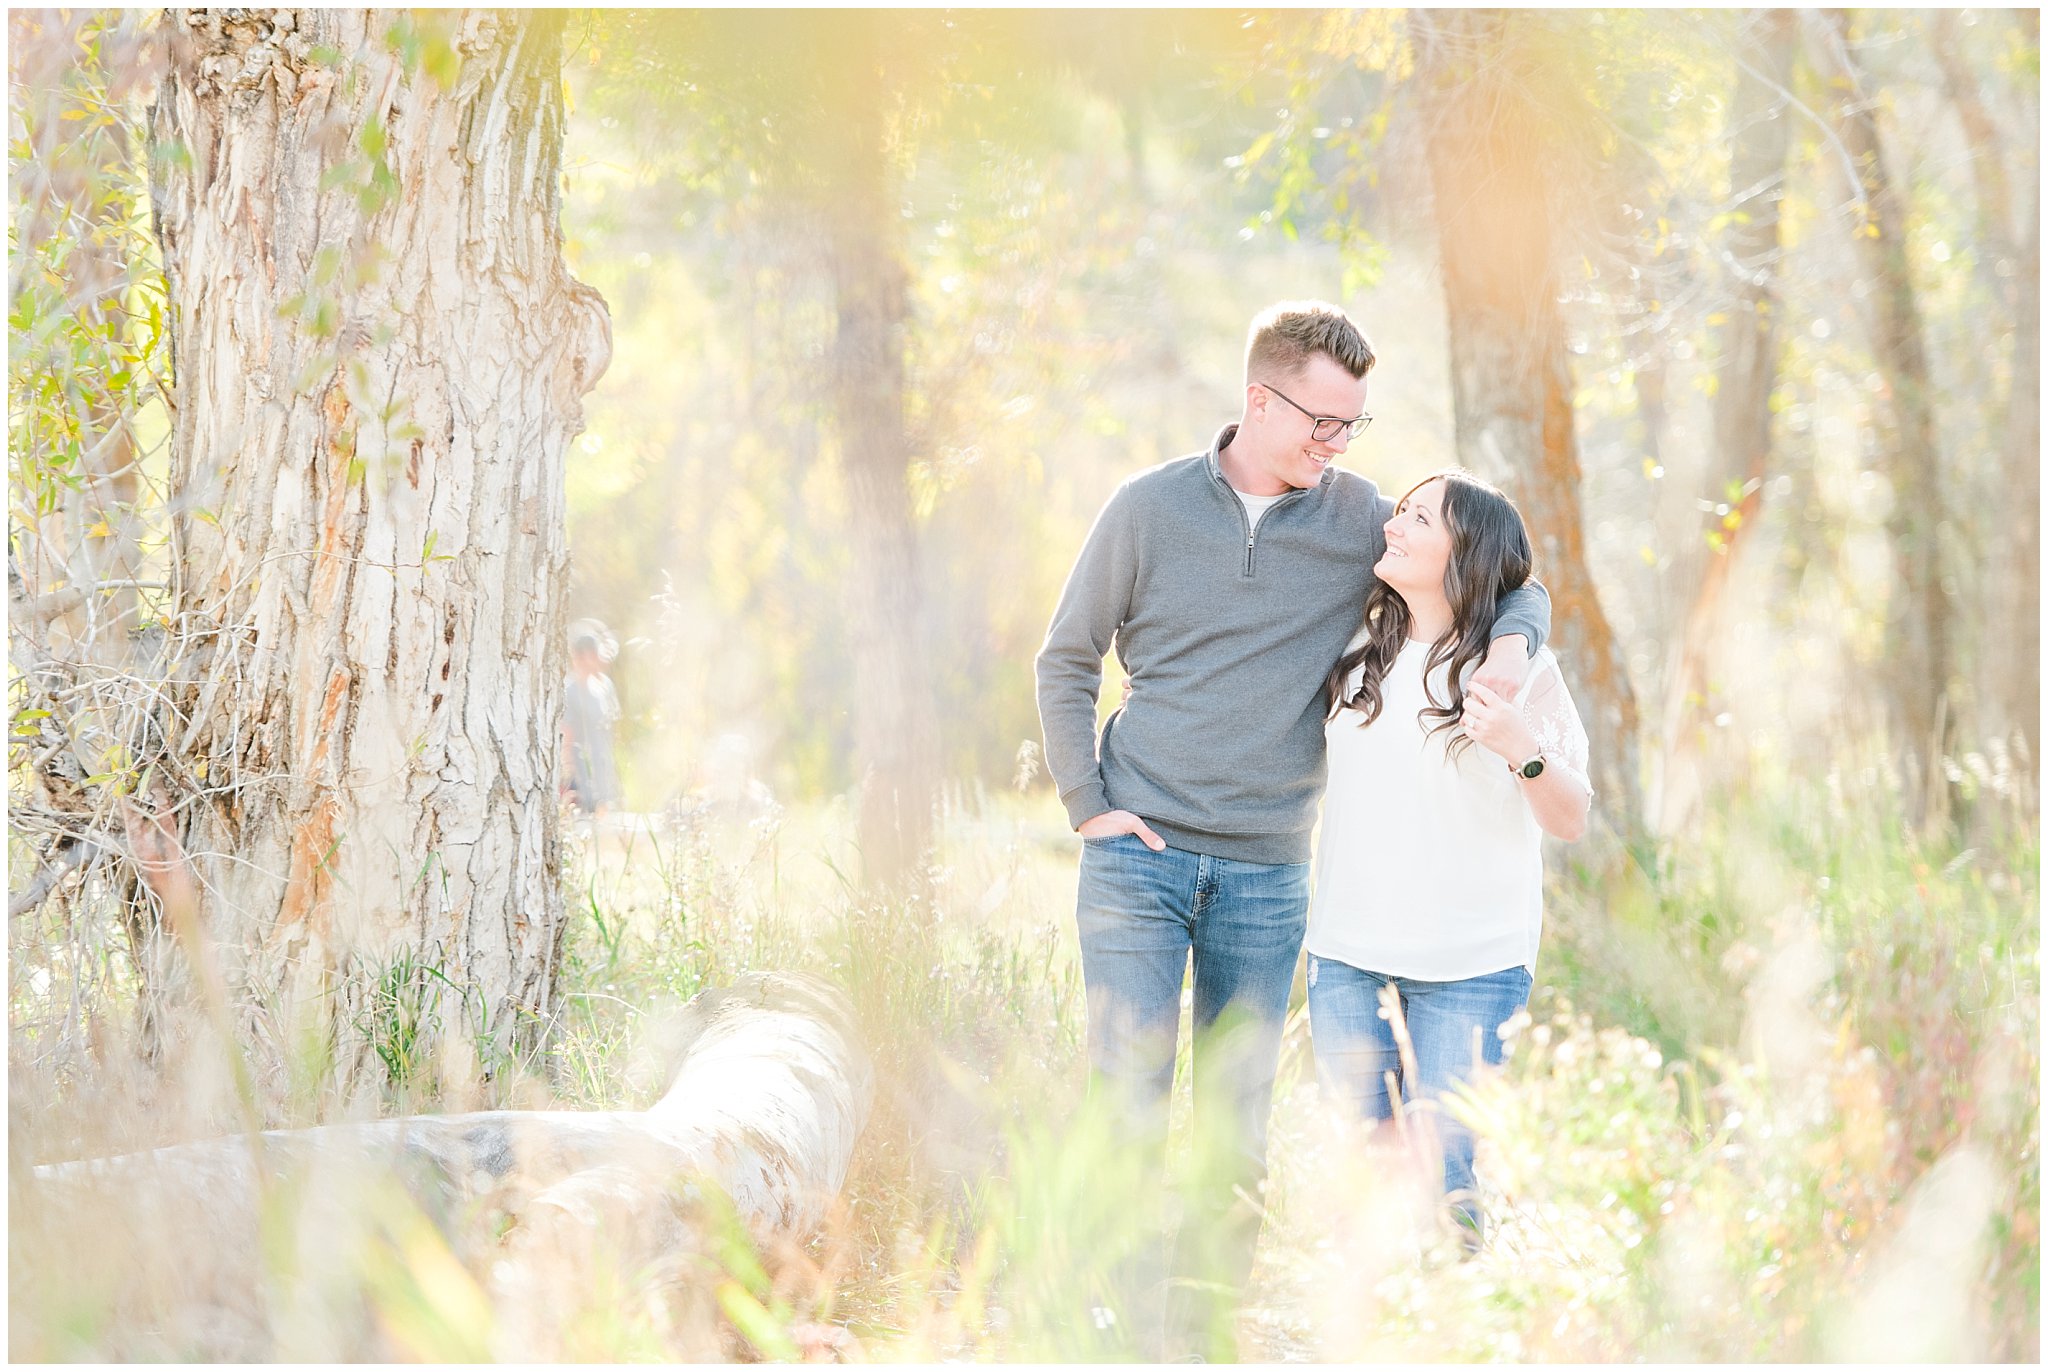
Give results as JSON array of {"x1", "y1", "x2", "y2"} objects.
[{"x1": 1376, "y1": 478, "x2": 1454, "y2": 596}]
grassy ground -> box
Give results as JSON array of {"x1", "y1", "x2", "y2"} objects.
[
  {"x1": 9, "y1": 775, "x2": 2040, "y2": 1360},
  {"x1": 533, "y1": 775, "x2": 2038, "y2": 1362}
]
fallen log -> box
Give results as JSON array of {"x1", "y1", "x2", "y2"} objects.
[{"x1": 19, "y1": 971, "x2": 873, "y2": 1360}]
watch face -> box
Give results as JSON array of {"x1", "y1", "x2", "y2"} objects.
[{"x1": 1520, "y1": 756, "x2": 1546, "y2": 779}]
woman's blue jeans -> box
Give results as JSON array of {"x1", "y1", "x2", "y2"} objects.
[
  {"x1": 1074, "y1": 832, "x2": 1310, "y2": 1357},
  {"x1": 1306, "y1": 956, "x2": 1532, "y2": 1235}
]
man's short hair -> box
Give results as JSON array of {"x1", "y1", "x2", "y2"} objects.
[
  {"x1": 567, "y1": 617, "x2": 617, "y2": 662},
  {"x1": 1245, "y1": 301, "x2": 1376, "y2": 384}
]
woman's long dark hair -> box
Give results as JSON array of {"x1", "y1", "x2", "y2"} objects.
[{"x1": 1325, "y1": 470, "x2": 1534, "y2": 758}]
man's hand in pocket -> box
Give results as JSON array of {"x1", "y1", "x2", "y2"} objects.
[{"x1": 1077, "y1": 809, "x2": 1166, "y2": 852}]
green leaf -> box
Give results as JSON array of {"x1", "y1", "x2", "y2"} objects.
[
  {"x1": 312, "y1": 245, "x2": 346, "y2": 286},
  {"x1": 423, "y1": 39, "x2": 462, "y2": 90},
  {"x1": 319, "y1": 157, "x2": 365, "y2": 193},
  {"x1": 359, "y1": 162, "x2": 400, "y2": 215}
]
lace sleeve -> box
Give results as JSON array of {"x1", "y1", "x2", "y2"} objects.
[{"x1": 1518, "y1": 656, "x2": 1592, "y2": 795}]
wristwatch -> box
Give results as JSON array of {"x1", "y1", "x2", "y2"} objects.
[{"x1": 1510, "y1": 751, "x2": 1546, "y2": 780}]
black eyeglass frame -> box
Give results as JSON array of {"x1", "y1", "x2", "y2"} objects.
[{"x1": 1258, "y1": 382, "x2": 1373, "y2": 442}]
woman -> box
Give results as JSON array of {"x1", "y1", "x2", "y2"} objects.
[{"x1": 1306, "y1": 470, "x2": 1592, "y2": 1250}]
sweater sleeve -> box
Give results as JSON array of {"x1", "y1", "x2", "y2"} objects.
[
  {"x1": 1491, "y1": 576, "x2": 1552, "y2": 657},
  {"x1": 1034, "y1": 485, "x2": 1138, "y2": 829}
]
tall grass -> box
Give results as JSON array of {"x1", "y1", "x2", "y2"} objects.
[{"x1": 9, "y1": 775, "x2": 2038, "y2": 1360}]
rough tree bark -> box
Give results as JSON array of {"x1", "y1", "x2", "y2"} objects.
[
  {"x1": 1412, "y1": 8, "x2": 1643, "y2": 831},
  {"x1": 24, "y1": 973, "x2": 872, "y2": 1361},
  {"x1": 1822, "y1": 10, "x2": 1951, "y2": 824},
  {"x1": 146, "y1": 10, "x2": 611, "y2": 1077},
  {"x1": 1656, "y1": 10, "x2": 1797, "y2": 833}
]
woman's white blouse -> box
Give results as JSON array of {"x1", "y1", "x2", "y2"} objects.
[{"x1": 1306, "y1": 641, "x2": 1591, "y2": 981}]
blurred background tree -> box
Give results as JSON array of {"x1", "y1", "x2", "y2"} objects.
[
  {"x1": 559, "y1": 9, "x2": 1280, "y2": 883},
  {"x1": 1408, "y1": 7, "x2": 1644, "y2": 826},
  {"x1": 553, "y1": 6, "x2": 2035, "y2": 849}
]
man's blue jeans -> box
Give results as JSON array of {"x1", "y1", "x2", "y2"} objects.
[
  {"x1": 1306, "y1": 956, "x2": 1532, "y2": 1236},
  {"x1": 1074, "y1": 833, "x2": 1310, "y2": 1355}
]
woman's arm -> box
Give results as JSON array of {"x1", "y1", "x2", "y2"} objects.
[
  {"x1": 1461, "y1": 670, "x2": 1593, "y2": 842},
  {"x1": 1513, "y1": 748, "x2": 1592, "y2": 842}
]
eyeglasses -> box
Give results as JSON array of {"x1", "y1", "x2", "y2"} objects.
[{"x1": 1259, "y1": 382, "x2": 1372, "y2": 442}]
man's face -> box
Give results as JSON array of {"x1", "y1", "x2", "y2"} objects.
[{"x1": 1244, "y1": 353, "x2": 1371, "y2": 490}]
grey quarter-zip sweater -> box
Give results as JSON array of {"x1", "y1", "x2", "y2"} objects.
[{"x1": 1034, "y1": 424, "x2": 1552, "y2": 865}]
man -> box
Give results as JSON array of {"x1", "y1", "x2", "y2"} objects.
[
  {"x1": 1034, "y1": 301, "x2": 1550, "y2": 1356},
  {"x1": 562, "y1": 618, "x2": 622, "y2": 816}
]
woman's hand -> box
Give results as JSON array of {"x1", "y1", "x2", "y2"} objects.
[{"x1": 1461, "y1": 681, "x2": 1537, "y2": 764}]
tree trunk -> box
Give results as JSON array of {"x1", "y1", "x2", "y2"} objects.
[
  {"x1": 146, "y1": 10, "x2": 611, "y2": 1083},
  {"x1": 1929, "y1": 12, "x2": 2016, "y2": 260},
  {"x1": 1822, "y1": 10, "x2": 1952, "y2": 825},
  {"x1": 1986, "y1": 202, "x2": 2040, "y2": 777},
  {"x1": 816, "y1": 15, "x2": 941, "y2": 889},
  {"x1": 23, "y1": 973, "x2": 872, "y2": 1361},
  {"x1": 1931, "y1": 11, "x2": 2038, "y2": 778},
  {"x1": 1413, "y1": 8, "x2": 1643, "y2": 831},
  {"x1": 1656, "y1": 9, "x2": 1797, "y2": 833}
]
